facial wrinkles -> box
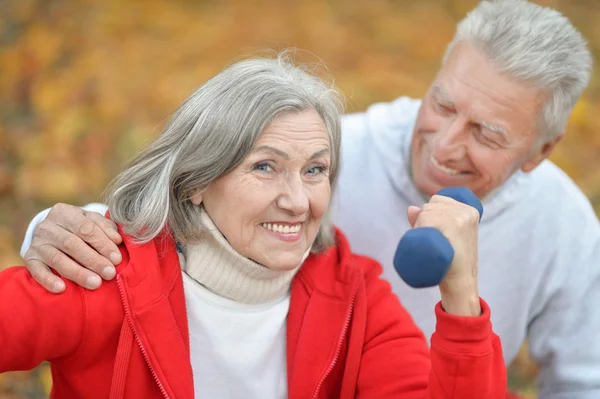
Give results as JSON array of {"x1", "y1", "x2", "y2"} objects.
[
  {"x1": 238, "y1": 172, "x2": 302, "y2": 262},
  {"x1": 412, "y1": 44, "x2": 550, "y2": 200},
  {"x1": 434, "y1": 84, "x2": 524, "y2": 167},
  {"x1": 444, "y1": 54, "x2": 541, "y2": 150},
  {"x1": 257, "y1": 138, "x2": 330, "y2": 163},
  {"x1": 195, "y1": 109, "x2": 331, "y2": 271},
  {"x1": 265, "y1": 113, "x2": 328, "y2": 140},
  {"x1": 222, "y1": 174, "x2": 259, "y2": 250},
  {"x1": 447, "y1": 45, "x2": 520, "y2": 108},
  {"x1": 249, "y1": 150, "x2": 328, "y2": 241},
  {"x1": 428, "y1": 112, "x2": 468, "y2": 167}
]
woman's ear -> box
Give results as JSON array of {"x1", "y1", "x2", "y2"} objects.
[{"x1": 191, "y1": 192, "x2": 203, "y2": 205}]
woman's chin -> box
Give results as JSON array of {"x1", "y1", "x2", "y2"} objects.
[{"x1": 257, "y1": 252, "x2": 307, "y2": 271}]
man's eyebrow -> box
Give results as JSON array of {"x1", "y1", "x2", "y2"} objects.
[
  {"x1": 252, "y1": 146, "x2": 330, "y2": 160},
  {"x1": 432, "y1": 85, "x2": 509, "y2": 140},
  {"x1": 478, "y1": 120, "x2": 509, "y2": 139},
  {"x1": 432, "y1": 85, "x2": 455, "y2": 107}
]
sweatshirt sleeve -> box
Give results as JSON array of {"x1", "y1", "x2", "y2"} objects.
[
  {"x1": 429, "y1": 299, "x2": 506, "y2": 398},
  {"x1": 20, "y1": 203, "x2": 109, "y2": 258},
  {"x1": 355, "y1": 256, "x2": 506, "y2": 399},
  {"x1": 0, "y1": 266, "x2": 84, "y2": 371}
]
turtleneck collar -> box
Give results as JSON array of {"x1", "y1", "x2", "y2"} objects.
[{"x1": 178, "y1": 207, "x2": 309, "y2": 305}]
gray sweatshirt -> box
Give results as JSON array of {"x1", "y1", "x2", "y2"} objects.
[{"x1": 331, "y1": 96, "x2": 600, "y2": 398}]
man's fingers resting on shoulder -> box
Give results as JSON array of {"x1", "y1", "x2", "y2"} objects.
[
  {"x1": 80, "y1": 211, "x2": 123, "y2": 266},
  {"x1": 24, "y1": 256, "x2": 66, "y2": 294},
  {"x1": 25, "y1": 242, "x2": 103, "y2": 291},
  {"x1": 22, "y1": 204, "x2": 117, "y2": 293},
  {"x1": 86, "y1": 210, "x2": 123, "y2": 245},
  {"x1": 47, "y1": 204, "x2": 121, "y2": 274}
]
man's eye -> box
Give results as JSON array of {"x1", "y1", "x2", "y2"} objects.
[
  {"x1": 435, "y1": 102, "x2": 453, "y2": 114},
  {"x1": 474, "y1": 129, "x2": 500, "y2": 148}
]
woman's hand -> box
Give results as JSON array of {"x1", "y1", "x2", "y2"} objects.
[
  {"x1": 23, "y1": 204, "x2": 122, "y2": 293},
  {"x1": 407, "y1": 194, "x2": 481, "y2": 316}
]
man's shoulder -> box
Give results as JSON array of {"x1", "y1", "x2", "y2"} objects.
[
  {"x1": 341, "y1": 96, "x2": 422, "y2": 136},
  {"x1": 527, "y1": 160, "x2": 597, "y2": 219},
  {"x1": 339, "y1": 96, "x2": 422, "y2": 168}
]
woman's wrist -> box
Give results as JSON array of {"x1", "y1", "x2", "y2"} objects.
[{"x1": 439, "y1": 278, "x2": 481, "y2": 316}]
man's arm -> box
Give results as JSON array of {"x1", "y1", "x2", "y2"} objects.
[
  {"x1": 21, "y1": 202, "x2": 119, "y2": 293},
  {"x1": 528, "y1": 215, "x2": 600, "y2": 399}
]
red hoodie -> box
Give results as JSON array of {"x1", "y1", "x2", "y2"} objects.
[{"x1": 0, "y1": 227, "x2": 506, "y2": 398}]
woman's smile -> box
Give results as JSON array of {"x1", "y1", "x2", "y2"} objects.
[{"x1": 260, "y1": 222, "x2": 304, "y2": 242}]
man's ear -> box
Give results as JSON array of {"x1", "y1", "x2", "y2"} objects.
[
  {"x1": 521, "y1": 135, "x2": 563, "y2": 173},
  {"x1": 191, "y1": 192, "x2": 203, "y2": 205}
]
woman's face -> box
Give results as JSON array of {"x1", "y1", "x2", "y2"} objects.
[{"x1": 193, "y1": 109, "x2": 332, "y2": 270}]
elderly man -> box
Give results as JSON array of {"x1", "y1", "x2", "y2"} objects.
[{"x1": 18, "y1": 0, "x2": 600, "y2": 397}]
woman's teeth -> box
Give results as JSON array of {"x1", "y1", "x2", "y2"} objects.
[
  {"x1": 261, "y1": 223, "x2": 301, "y2": 234},
  {"x1": 431, "y1": 156, "x2": 460, "y2": 175}
]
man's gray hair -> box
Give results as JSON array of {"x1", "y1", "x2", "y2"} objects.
[
  {"x1": 443, "y1": 0, "x2": 592, "y2": 144},
  {"x1": 104, "y1": 51, "x2": 345, "y2": 253}
]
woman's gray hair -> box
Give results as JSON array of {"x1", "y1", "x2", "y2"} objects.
[
  {"x1": 443, "y1": 0, "x2": 592, "y2": 145},
  {"x1": 104, "y1": 50, "x2": 345, "y2": 253}
]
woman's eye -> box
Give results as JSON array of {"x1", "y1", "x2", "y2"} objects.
[
  {"x1": 306, "y1": 165, "x2": 327, "y2": 175},
  {"x1": 253, "y1": 162, "x2": 274, "y2": 172}
]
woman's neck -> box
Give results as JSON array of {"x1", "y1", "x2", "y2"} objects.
[{"x1": 179, "y1": 208, "x2": 308, "y2": 304}]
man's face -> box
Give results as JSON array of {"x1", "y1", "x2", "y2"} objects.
[{"x1": 411, "y1": 42, "x2": 560, "y2": 199}]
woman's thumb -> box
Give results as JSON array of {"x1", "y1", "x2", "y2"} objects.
[{"x1": 407, "y1": 206, "x2": 422, "y2": 228}]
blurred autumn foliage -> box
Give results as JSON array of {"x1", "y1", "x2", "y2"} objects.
[{"x1": 1, "y1": 0, "x2": 599, "y2": 398}]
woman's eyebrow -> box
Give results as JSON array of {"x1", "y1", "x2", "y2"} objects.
[
  {"x1": 252, "y1": 145, "x2": 290, "y2": 160},
  {"x1": 310, "y1": 148, "x2": 330, "y2": 159},
  {"x1": 252, "y1": 146, "x2": 330, "y2": 160}
]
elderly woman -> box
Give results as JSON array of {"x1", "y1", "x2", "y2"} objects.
[{"x1": 0, "y1": 53, "x2": 506, "y2": 398}]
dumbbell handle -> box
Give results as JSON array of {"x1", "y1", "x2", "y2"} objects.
[{"x1": 393, "y1": 186, "x2": 483, "y2": 288}]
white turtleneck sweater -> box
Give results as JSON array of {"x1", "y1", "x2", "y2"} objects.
[{"x1": 176, "y1": 209, "x2": 306, "y2": 399}]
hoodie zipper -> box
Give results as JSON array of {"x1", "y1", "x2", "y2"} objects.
[
  {"x1": 117, "y1": 275, "x2": 170, "y2": 399},
  {"x1": 312, "y1": 280, "x2": 359, "y2": 399}
]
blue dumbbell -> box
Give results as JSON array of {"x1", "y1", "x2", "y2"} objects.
[{"x1": 393, "y1": 186, "x2": 483, "y2": 288}]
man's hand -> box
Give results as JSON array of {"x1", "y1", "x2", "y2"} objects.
[
  {"x1": 23, "y1": 203, "x2": 123, "y2": 293},
  {"x1": 407, "y1": 195, "x2": 481, "y2": 316}
]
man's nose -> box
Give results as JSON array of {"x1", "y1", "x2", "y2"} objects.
[{"x1": 434, "y1": 116, "x2": 469, "y2": 160}]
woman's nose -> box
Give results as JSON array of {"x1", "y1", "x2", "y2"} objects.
[{"x1": 276, "y1": 177, "x2": 309, "y2": 215}]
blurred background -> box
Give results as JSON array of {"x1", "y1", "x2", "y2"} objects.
[{"x1": 0, "y1": 0, "x2": 599, "y2": 397}]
